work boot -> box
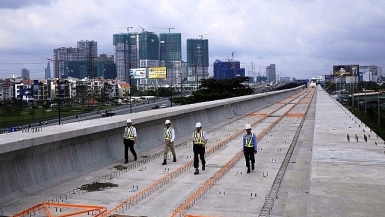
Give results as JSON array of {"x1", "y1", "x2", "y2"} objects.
[
  {"x1": 247, "y1": 167, "x2": 251, "y2": 173},
  {"x1": 162, "y1": 159, "x2": 167, "y2": 165},
  {"x1": 251, "y1": 163, "x2": 255, "y2": 171},
  {"x1": 124, "y1": 159, "x2": 128, "y2": 164},
  {"x1": 173, "y1": 156, "x2": 176, "y2": 162},
  {"x1": 194, "y1": 168, "x2": 199, "y2": 175}
]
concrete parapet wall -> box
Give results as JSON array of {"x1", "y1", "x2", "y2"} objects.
[{"x1": 0, "y1": 86, "x2": 304, "y2": 205}]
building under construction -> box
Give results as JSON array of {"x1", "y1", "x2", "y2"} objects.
[{"x1": 186, "y1": 38, "x2": 209, "y2": 84}]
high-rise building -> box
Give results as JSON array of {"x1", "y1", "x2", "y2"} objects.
[
  {"x1": 213, "y1": 60, "x2": 245, "y2": 80},
  {"x1": 45, "y1": 62, "x2": 51, "y2": 79},
  {"x1": 266, "y1": 64, "x2": 276, "y2": 83},
  {"x1": 21, "y1": 68, "x2": 30, "y2": 79},
  {"x1": 112, "y1": 33, "x2": 130, "y2": 81},
  {"x1": 52, "y1": 40, "x2": 97, "y2": 79},
  {"x1": 160, "y1": 33, "x2": 182, "y2": 85},
  {"x1": 113, "y1": 31, "x2": 160, "y2": 82},
  {"x1": 53, "y1": 47, "x2": 78, "y2": 78},
  {"x1": 186, "y1": 39, "x2": 209, "y2": 83}
]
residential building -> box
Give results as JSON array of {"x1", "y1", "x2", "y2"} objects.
[
  {"x1": 160, "y1": 33, "x2": 182, "y2": 85},
  {"x1": 186, "y1": 38, "x2": 209, "y2": 83},
  {"x1": 52, "y1": 40, "x2": 98, "y2": 79}
]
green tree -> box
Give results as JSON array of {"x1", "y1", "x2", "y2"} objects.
[{"x1": 171, "y1": 77, "x2": 253, "y2": 105}]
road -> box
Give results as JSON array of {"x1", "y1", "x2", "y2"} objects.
[{"x1": 0, "y1": 99, "x2": 172, "y2": 132}]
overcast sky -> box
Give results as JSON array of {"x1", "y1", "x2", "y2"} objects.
[{"x1": 0, "y1": 0, "x2": 384, "y2": 80}]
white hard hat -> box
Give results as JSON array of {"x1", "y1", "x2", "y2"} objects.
[
  {"x1": 165, "y1": 119, "x2": 171, "y2": 124},
  {"x1": 245, "y1": 124, "x2": 251, "y2": 129},
  {"x1": 126, "y1": 119, "x2": 132, "y2": 123},
  {"x1": 195, "y1": 122, "x2": 202, "y2": 128}
]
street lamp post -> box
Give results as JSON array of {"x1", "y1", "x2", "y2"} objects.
[
  {"x1": 129, "y1": 74, "x2": 132, "y2": 113},
  {"x1": 170, "y1": 62, "x2": 173, "y2": 107}
]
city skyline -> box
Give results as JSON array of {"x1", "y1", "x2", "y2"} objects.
[{"x1": 1, "y1": 0, "x2": 384, "y2": 79}]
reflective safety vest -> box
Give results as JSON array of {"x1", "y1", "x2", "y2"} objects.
[
  {"x1": 125, "y1": 126, "x2": 134, "y2": 139},
  {"x1": 193, "y1": 131, "x2": 204, "y2": 145},
  {"x1": 164, "y1": 127, "x2": 173, "y2": 141},
  {"x1": 244, "y1": 133, "x2": 255, "y2": 147}
]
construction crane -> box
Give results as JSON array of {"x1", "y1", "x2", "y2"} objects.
[
  {"x1": 198, "y1": 33, "x2": 215, "y2": 39},
  {"x1": 126, "y1": 27, "x2": 133, "y2": 33},
  {"x1": 153, "y1": 27, "x2": 175, "y2": 33},
  {"x1": 138, "y1": 25, "x2": 145, "y2": 32},
  {"x1": 231, "y1": 51, "x2": 237, "y2": 61}
]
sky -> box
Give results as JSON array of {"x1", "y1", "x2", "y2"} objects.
[{"x1": 0, "y1": 0, "x2": 384, "y2": 80}]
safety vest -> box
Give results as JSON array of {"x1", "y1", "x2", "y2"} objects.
[
  {"x1": 164, "y1": 127, "x2": 173, "y2": 141},
  {"x1": 125, "y1": 126, "x2": 134, "y2": 139},
  {"x1": 244, "y1": 133, "x2": 255, "y2": 147},
  {"x1": 193, "y1": 131, "x2": 204, "y2": 145}
]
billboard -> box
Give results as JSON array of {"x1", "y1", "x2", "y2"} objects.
[
  {"x1": 333, "y1": 65, "x2": 359, "y2": 76},
  {"x1": 149, "y1": 67, "x2": 167, "y2": 79},
  {"x1": 130, "y1": 68, "x2": 146, "y2": 79}
]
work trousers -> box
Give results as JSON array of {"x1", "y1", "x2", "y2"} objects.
[
  {"x1": 124, "y1": 139, "x2": 137, "y2": 160},
  {"x1": 193, "y1": 144, "x2": 206, "y2": 169},
  {"x1": 244, "y1": 147, "x2": 255, "y2": 168},
  {"x1": 164, "y1": 141, "x2": 176, "y2": 159}
]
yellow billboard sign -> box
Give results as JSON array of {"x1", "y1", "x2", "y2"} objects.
[{"x1": 149, "y1": 67, "x2": 167, "y2": 79}]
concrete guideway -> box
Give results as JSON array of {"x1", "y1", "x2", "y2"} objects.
[{"x1": 4, "y1": 88, "x2": 314, "y2": 217}]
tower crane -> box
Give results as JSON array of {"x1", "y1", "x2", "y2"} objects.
[
  {"x1": 138, "y1": 25, "x2": 145, "y2": 32},
  {"x1": 198, "y1": 33, "x2": 215, "y2": 39},
  {"x1": 126, "y1": 27, "x2": 133, "y2": 33},
  {"x1": 153, "y1": 27, "x2": 175, "y2": 33},
  {"x1": 231, "y1": 51, "x2": 237, "y2": 61}
]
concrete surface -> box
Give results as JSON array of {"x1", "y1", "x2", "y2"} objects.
[
  {"x1": 0, "y1": 87, "x2": 303, "y2": 211},
  {"x1": 1, "y1": 85, "x2": 384, "y2": 217}
]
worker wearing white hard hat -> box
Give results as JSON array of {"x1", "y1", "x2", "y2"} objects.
[
  {"x1": 123, "y1": 118, "x2": 137, "y2": 164},
  {"x1": 162, "y1": 119, "x2": 176, "y2": 165},
  {"x1": 243, "y1": 123, "x2": 257, "y2": 173},
  {"x1": 192, "y1": 122, "x2": 208, "y2": 175}
]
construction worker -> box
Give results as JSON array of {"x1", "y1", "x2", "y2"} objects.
[
  {"x1": 123, "y1": 119, "x2": 137, "y2": 164},
  {"x1": 243, "y1": 124, "x2": 257, "y2": 173},
  {"x1": 162, "y1": 119, "x2": 176, "y2": 165},
  {"x1": 192, "y1": 122, "x2": 208, "y2": 175}
]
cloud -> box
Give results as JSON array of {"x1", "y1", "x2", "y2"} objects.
[
  {"x1": 0, "y1": 0, "x2": 54, "y2": 9},
  {"x1": 0, "y1": 0, "x2": 384, "y2": 79}
]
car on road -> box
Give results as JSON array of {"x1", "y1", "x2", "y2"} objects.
[
  {"x1": 160, "y1": 104, "x2": 167, "y2": 108},
  {"x1": 101, "y1": 110, "x2": 115, "y2": 117},
  {"x1": 151, "y1": 105, "x2": 160, "y2": 109}
]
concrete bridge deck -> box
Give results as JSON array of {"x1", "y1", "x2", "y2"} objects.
[{"x1": 0, "y1": 86, "x2": 384, "y2": 217}]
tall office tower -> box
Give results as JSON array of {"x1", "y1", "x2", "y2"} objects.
[
  {"x1": 45, "y1": 62, "x2": 51, "y2": 79},
  {"x1": 266, "y1": 64, "x2": 276, "y2": 83},
  {"x1": 160, "y1": 33, "x2": 182, "y2": 85},
  {"x1": 53, "y1": 47, "x2": 78, "y2": 78},
  {"x1": 186, "y1": 38, "x2": 209, "y2": 85},
  {"x1": 113, "y1": 31, "x2": 160, "y2": 82},
  {"x1": 21, "y1": 68, "x2": 30, "y2": 79}
]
